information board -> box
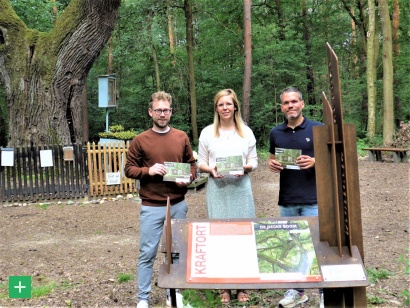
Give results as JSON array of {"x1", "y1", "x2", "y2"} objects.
[{"x1": 187, "y1": 220, "x2": 322, "y2": 283}]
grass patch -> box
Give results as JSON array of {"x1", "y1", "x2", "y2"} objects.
[
  {"x1": 398, "y1": 249, "x2": 410, "y2": 304},
  {"x1": 182, "y1": 289, "x2": 221, "y2": 307},
  {"x1": 32, "y1": 282, "x2": 56, "y2": 297},
  {"x1": 0, "y1": 282, "x2": 7, "y2": 299},
  {"x1": 367, "y1": 294, "x2": 386, "y2": 305},
  {"x1": 117, "y1": 273, "x2": 133, "y2": 283},
  {"x1": 37, "y1": 202, "x2": 52, "y2": 210},
  {"x1": 366, "y1": 267, "x2": 393, "y2": 284}
]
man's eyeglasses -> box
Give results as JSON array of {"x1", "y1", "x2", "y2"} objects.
[{"x1": 153, "y1": 108, "x2": 172, "y2": 115}]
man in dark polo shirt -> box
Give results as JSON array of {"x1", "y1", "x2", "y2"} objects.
[{"x1": 268, "y1": 87, "x2": 323, "y2": 308}]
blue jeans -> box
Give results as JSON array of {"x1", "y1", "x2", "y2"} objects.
[
  {"x1": 137, "y1": 200, "x2": 188, "y2": 303},
  {"x1": 279, "y1": 204, "x2": 318, "y2": 217},
  {"x1": 279, "y1": 203, "x2": 318, "y2": 294}
]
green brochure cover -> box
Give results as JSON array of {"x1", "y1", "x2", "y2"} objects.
[
  {"x1": 215, "y1": 155, "x2": 244, "y2": 175},
  {"x1": 275, "y1": 148, "x2": 302, "y2": 170},
  {"x1": 163, "y1": 162, "x2": 191, "y2": 183}
]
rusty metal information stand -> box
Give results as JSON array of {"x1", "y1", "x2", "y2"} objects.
[
  {"x1": 313, "y1": 43, "x2": 368, "y2": 306},
  {"x1": 159, "y1": 43, "x2": 368, "y2": 307}
]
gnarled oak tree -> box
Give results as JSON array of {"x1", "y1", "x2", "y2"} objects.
[{"x1": 0, "y1": 0, "x2": 121, "y2": 146}]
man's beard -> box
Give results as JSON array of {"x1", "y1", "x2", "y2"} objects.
[
  {"x1": 285, "y1": 111, "x2": 302, "y2": 120},
  {"x1": 154, "y1": 118, "x2": 169, "y2": 128}
]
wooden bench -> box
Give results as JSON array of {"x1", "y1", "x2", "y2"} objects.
[
  {"x1": 187, "y1": 176, "x2": 208, "y2": 192},
  {"x1": 362, "y1": 147, "x2": 409, "y2": 163}
]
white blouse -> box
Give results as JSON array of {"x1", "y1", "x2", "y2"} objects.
[{"x1": 198, "y1": 124, "x2": 258, "y2": 171}]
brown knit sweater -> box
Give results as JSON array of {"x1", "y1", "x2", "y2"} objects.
[{"x1": 124, "y1": 127, "x2": 197, "y2": 206}]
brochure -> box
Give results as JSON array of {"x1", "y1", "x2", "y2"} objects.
[
  {"x1": 163, "y1": 162, "x2": 191, "y2": 183},
  {"x1": 215, "y1": 155, "x2": 244, "y2": 175},
  {"x1": 275, "y1": 148, "x2": 302, "y2": 170},
  {"x1": 187, "y1": 220, "x2": 322, "y2": 283}
]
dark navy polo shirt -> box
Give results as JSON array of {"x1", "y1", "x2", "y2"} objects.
[{"x1": 269, "y1": 117, "x2": 323, "y2": 205}]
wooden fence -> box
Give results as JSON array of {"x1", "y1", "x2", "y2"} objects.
[
  {"x1": 0, "y1": 144, "x2": 88, "y2": 203},
  {"x1": 87, "y1": 141, "x2": 137, "y2": 197},
  {"x1": 0, "y1": 142, "x2": 137, "y2": 203}
]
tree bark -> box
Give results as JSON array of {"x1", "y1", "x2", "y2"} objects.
[
  {"x1": 184, "y1": 0, "x2": 198, "y2": 145},
  {"x1": 366, "y1": 0, "x2": 377, "y2": 139},
  {"x1": 147, "y1": 11, "x2": 161, "y2": 91},
  {"x1": 167, "y1": 0, "x2": 176, "y2": 66},
  {"x1": 275, "y1": 0, "x2": 285, "y2": 40},
  {"x1": 392, "y1": 0, "x2": 401, "y2": 128},
  {"x1": 301, "y1": 0, "x2": 315, "y2": 107},
  {"x1": 0, "y1": 0, "x2": 121, "y2": 146},
  {"x1": 242, "y1": 0, "x2": 252, "y2": 125},
  {"x1": 378, "y1": 0, "x2": 394, "y2": 145}
]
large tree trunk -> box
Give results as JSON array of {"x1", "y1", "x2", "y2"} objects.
[
  {"x1": 184, "y1": 0, "x2": 198, "y2": 146},
  {"x1": 242, "y1": 0, "x2": 252, "y2": 125},
  {"x1": 0, "y1": 0, "x2": 121, "y2": 146},
  {"x1": 378, "y1": 0, "x2": 394, "y2": 145}
]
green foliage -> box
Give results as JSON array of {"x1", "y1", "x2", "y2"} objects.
[
  {"x1": 398, "y1": 249, "x2": 410, "y2": 275},
  {"x1": 38, "y1": 202, "x2": 52, "y2": 210},
  {"x1": 182, "y1": 289, "x2": 222, "y2": 307},
  {"x1": 117, "y1": 273, "x2": 133, "y2": 283},
  {"x1": 32, "y1": 283, "x2": 56, "y2": 297},
  {"x1": 98, "y1": 125, "x2": 140, "y2": 141},
  {"x1": 31, "y1": 275, "x2": 57, "y2": 297},
  {"x1": 257, "y1": 148, "x2": 271, "y2": 161},
  {"x1": 4, "y1": 0, "x2": 410, "y2": 147},
  {"x1": 10, "y1": 0, "x2": 69, "y2": 32},
  {"x1": 398, "y1": 249, "x2": 410, "y2": 305},
  {"x1": 108, "y1": 125, "x2": 125, "y2": 133},
  {"x1": 366, "y1": 268, "x2": 393, "y2": 284},
  {"x1": 0, "y1": 282, "x2": 6, "y2": 299},
  {"x1": 356, "y1": 136, "x2": 384, "y2": 156},
  {"x1": 367, "y1": 294, "x2": 387, "y2": 305}
]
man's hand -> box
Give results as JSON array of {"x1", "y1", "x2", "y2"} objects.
[
  {"x1": 268, "y1": 158, "x2": 283, "y2": 173},
  {"x1": 175, "y1": 174, "x2": 194, "y2": 187},
  {"x1": 296, "y1": 155, "x2": 315, "y2": 169},
  {"x1": 149, "y1": 163, "x2": 166, "y2": 176}
]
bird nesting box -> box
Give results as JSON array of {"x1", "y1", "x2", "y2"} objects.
[{"x1": 98, "y1": 75, "x2": 116, "y2": 108}]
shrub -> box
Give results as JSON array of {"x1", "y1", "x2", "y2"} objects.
[{"x1": 98, "y1": 125, "x2": 140, "y2": 140}]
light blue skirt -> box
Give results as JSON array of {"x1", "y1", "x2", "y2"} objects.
[{"x1": 206, "y1": 174, "x2": 255, "y2": 219}]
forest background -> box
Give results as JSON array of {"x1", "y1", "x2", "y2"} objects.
[{"x1": 0, "y1": 0, "x2": 409, "y2": 150}]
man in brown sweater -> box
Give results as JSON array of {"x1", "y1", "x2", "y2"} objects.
[{"x1": 125, "y1": 91, "x2": 197, "y2": 308}]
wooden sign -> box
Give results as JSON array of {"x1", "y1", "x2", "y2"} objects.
[
  {"x1": 63, "y1": 146, "x2": 74, "y2": 161},
  {"x1": 106, "y1": 172, "x2": 121, "y2": 185}
]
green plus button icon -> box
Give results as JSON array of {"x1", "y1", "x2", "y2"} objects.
[{"x1": 9, "y1": 276, "x2": 32, "y2": 298}]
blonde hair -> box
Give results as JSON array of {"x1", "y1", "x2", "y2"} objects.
[
  {"x1": 212, "y1": 89, "x2": 245, "y2": 138},
  {"x1": 149, "y1": 91, "x2": 172, "y2": 108}
]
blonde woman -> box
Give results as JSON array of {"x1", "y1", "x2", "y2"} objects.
[{"x1": 197, "y1": 89, "x2": 258, "y2": 303}]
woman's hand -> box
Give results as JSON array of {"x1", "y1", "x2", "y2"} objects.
[{"x1": 209, "y1": 165, "x2": 223, "y2": 178}]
